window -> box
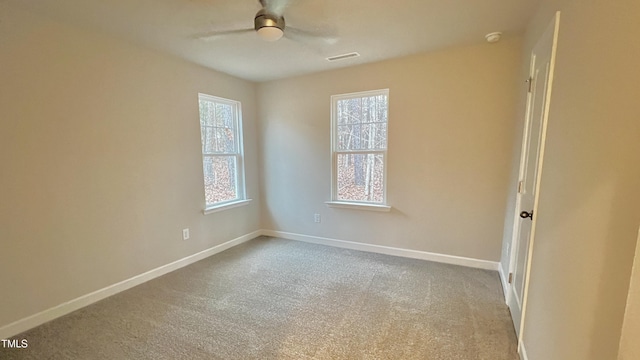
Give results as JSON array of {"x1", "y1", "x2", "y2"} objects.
[
  {"x1": 330, "y1": 89, "x2": 389, "y2": 208},
  {"x1": 198, "y1": 94, "x2": 246, "y2": 211}
]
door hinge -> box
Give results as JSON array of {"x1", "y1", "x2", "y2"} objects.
[
  {"x1": 526, "y1": 77, "x2": 533, "y2": 93},
  {"x1": 508, "y1": 273, "x2": 513, "y2": 284},
  {"x1": 517, "y1": 180, "x2": 524, "y2": 194}
]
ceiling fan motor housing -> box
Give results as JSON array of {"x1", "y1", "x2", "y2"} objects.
[{"x1": 254, "y1": 9, "x2": 285, "y2": 31}]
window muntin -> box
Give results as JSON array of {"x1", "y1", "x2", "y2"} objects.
[
  {"x1": 198, "y1": 94, "x2": 245, "y2": 209},
  {"x1": 331, "y1": 89, "x2": 389, "y2": 204}
]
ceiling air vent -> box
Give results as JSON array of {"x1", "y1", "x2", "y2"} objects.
[{"x1": 326, "y1": 52, "x2": 360, "y2": 62}]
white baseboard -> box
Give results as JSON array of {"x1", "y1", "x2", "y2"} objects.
[
  {"x1": 0, "y1": 230, "x2": 261, "y2": 340},
  {"x1": 498, "y1": 265, "x2": 509, "y2": 302},
  {"x1": 262, "y1": 230, "x2": 500, "y2": 271},
  {"x1": 519, "y1": 341, "x2": 529, "y2": 360}
]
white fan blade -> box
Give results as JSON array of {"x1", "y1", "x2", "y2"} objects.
[
  {"x1": 263, "y1": 0, "x2": 291, "y2": 17},
  {"x1": 285, "y1": 26, "x2": 338, "y2": 45},
  {"x1": 196, "y1": 28, "x2": 254, "y2": 41}
]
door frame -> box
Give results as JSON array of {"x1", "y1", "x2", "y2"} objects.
[{"x1": 506, "y1": 11, "x2": 561, "y2": 349}]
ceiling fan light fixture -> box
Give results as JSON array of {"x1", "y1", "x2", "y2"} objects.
[
  {"x1": 257, "y1": 26, "x2": 284, "y2": 42},
  {"x1": 255, "y1": 10, "x2": 285, "y2": 42}
]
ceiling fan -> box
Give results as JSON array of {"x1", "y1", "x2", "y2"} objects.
[{"x1": 196, "y1": 0, "x2": 335, "y2": 43}]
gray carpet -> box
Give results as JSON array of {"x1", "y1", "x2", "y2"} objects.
[{"x1": 1, "y1": 236, "x2": 518, "y2": 359}]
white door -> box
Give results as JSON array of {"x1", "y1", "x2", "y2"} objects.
[{"x1": 507, "y1": 12, "x2": 561, "y2": 338}]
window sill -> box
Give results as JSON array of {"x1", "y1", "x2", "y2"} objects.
[
  {"x1": 203, "y1": 199, "x2": 252, "y2": 215},
  {"x1": 325, "y1": 201, "x2": 391, "y2": 212}
]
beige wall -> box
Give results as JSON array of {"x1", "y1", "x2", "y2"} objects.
[
  {"x1": 619, "y1": 230, "x2": 640, "y2": 360},
  {"x1": 0, "y1": 5, "x2": 260, "y2": 328},
  {"x1": 258, "y1": 38, "x2": 522, "y2": 261},
  {"x1": 500, "y1": 0, "x2": 640, "y2": 359}
]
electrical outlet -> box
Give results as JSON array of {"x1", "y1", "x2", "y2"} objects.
[
  {"x1": 314, "y1": 214, "x2": 321, "y2": 223},
  {"x1": 182, "y1": 228, "x2": 190, "y2": 240}
]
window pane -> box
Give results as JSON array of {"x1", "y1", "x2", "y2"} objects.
[
  {"x1": 337, "y1": 98, "x2": 362, "y2": 125},
  {"x1": 337, "y1": 120, "x2": 389, "y2": 151},
  {"x1": 375, "y1": 122, "x2": 388, "y2": 149},
  {"x1": 201, "y1": 126, "x2": 216, "y2": 154},
  {"x1": 215, "y1": 103, "x2": 233, "y2": 127},
  {"x1": 199, "y1": 100, "x2": 215, "y2": 127},
  {"x1": 203, "y1": 156, "x2": 238, "y2": 205},
  {"x1": 336, "y1": 95, "x2": 387, "y2": 151},
  {"x1": 336, "y1": 153, "x2": 384, "y2": 203},
  {"x1": 215, "y1": 127, "x2": 236, "y2": 153},
  {"x1": 337, "y1": 124, "x2": 357, "y2": 151}
]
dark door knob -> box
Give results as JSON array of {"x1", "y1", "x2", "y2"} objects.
[{"x1": 520, "y1": 211, "x2": 534, "y2": 220}]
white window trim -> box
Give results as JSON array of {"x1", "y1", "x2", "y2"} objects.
[
  {"x1": 203, "y1": 199, "x2": 253, "y2": 215},
  {"x1": 198, "y1": 93, "x2": 247, "y2": 211},
  {"x1": 330, "y1": 89, "x2": 390, "y2": 207},
  {"x1": 325, "y1": 201, "x2": 391, "y2": 212}
]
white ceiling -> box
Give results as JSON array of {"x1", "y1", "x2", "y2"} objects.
[{"x1": 8, "y1": 0, "x2": 540, "y2": 82}]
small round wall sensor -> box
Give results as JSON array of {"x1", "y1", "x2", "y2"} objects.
[{"x1": 485, "y1": 32, "x2": 502, "y2": 43}]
